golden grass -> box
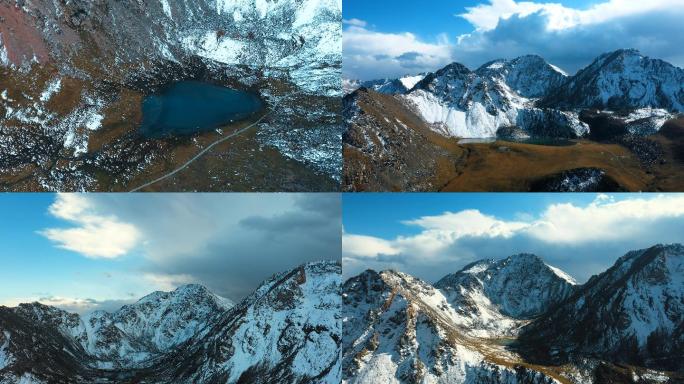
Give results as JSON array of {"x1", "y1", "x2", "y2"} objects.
[{"x1": 439, "y1": 139, "x2": 650, "y2": 191}]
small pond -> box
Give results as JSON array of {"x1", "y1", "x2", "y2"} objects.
[{"x1": 139, "y1": 81, "x2": 263, "y2": 138}]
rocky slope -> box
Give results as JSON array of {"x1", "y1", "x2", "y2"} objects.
[
  {"x1": 0, "y1": 0, "x2": 342, "y2": 191},
  {"x1": 342, "y1": 270, "x2": 561, "y2": 384},
  {"x1": 0, "y1": 261, "x2": 341, "y2": 383},
  {"x1": 342, "y1": 88, "x2": 457, "y2": 191},
  {"x1": 435, "y1": 254, "x2": 577, "y2": 333},
  {"x1": 541, "y1": 49, "x2": 684, "y2": 113},
  {"x1": 343, "y1": 248, "x2": 682, "y2": 384},
  {"x1": 519, "y1": 244, "x2": 684, "y2": 373}
]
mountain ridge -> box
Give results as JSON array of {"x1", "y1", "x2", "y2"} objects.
[
  {"x1": 0, "y1": 261, "x2": 341, "y2": 383},
  {"x1": 344, "y1": 49, "x2": 681, "y2": 140},
  {"x1": 342, "y1": 246, "x2": 684, "y2": 383}
]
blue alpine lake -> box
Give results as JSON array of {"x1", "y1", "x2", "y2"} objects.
[{"x1": 139, "y1": 81, "x2": 263, "y2": 138}]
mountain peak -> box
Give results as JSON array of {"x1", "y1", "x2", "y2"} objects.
[
  {"x1": 612, "y1": 47, "x2": 643, "y2": 57},
  {"x1": 520, "y1": 244, "x2": 683, "y2": 371},
  {"x1": 505, "y1": 252, "x2": 543, "y2": 263},
  {"x1": 542, "y1": 49, "x2": 684, "y2": 112},
  {"x1": 437, "y1": 254, "x2": 577, "y2": 319}
]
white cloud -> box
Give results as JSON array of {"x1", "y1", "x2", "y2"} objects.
[
  {"x1": 343, "y1": 194, "x2": 684, "y2": 282},
  {"x1": 40, "y1": 194, "x2": 141, "y2": 259},
  {"x1": 460, "y1": 0, "x2": 681, "y2": 31},
  {"x1": 143, "y1": 273, "x2": 195, "y2": 291},
  {"x1": 528, "y1": 194, "x2": 684, "y2": 243},
  {"x1": 343, "y1": 25, "x2": 453, "y2": 80},
  {"x1": 343, "y1": 18, "x2": 367, "y2": 27},
  {"x1": 345, "y1": 0, "x2": 684, "y2": 79},
  {"x1": 460, "y1": 0, "x2": 569, "y2": 31},
  {"x1": 455, "y1": 0, "x2": 684, "y2": 73},
  {"x1": 342, "y1": 234, "x2": 398, "y2": 258},
  {"x1": 38, "y1": 194, "x2": 340, "y2": 300},
  {"x1": 403, "y1": 209, "x2": 527, "y2": 237}
]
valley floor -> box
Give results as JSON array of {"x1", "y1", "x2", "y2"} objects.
[{"x1": 344, "y1": 110, "x2": 684, "y2": 192}]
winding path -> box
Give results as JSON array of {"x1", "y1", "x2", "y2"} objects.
[{"x1": 129, "y1": 92, "x2": 298, "y2": 192}]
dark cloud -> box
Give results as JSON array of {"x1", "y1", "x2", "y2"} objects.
[
  {"x1": 72, "y1": 194, "x2": 341, "y2": 302},
  {"x1": 453, "y1": 9, "x2": 684, "y2": 74},
  {"x1": 134, "y1": 194, "x2": 342, "y2": 301}
]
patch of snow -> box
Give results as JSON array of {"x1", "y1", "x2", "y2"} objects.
[
  {"x1": 160, "y1": 0, "x2": 172, "y2": 18},
  {"x1": 84, "y1": 112, "x2": 103, "y2": 131},
  {"x1": 398, "y1": 74, "x2": 425, "y2": 90},
  {"x1": 0, "y1": 35, "x2": 9, "y2": 67},
  {"x1": 0, "y1": 331, "x2": 12, "y2": 370},
  {"x1": 549, "y1": 63, "x2": 568, "y2": 76},
  {"x1": 487, "y1": 61, "x2": 505, "y2": 70},
  {"x1": 40, "y1": 79, "x2": 62, "y2": 102},
  {"x1": 464, "y1": 263, "x2": 490, "y2": 274},
  {"x1": 546, "y1": 264, "x2": 578, "y2": 285}
]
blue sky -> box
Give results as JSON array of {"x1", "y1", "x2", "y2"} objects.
[
  {"x1": 343, "y1": 0, "x2": 684, "y2": 80},
  {"x1": 343, "y1": 193, "x2": 684, "y2": 283},
  {"x1": 345, "y1": 0, "x2": 594, "y2": 38},
  {"x1": 0, "y1": 193, "x2": 341, "y2": 314}
]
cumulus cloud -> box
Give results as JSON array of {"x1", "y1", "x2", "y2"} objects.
[
  {"x1": 453, "y1": 4, "x2": 684, "y2": 73},
  {"x1": 343, "y1": 23, "x2": 453, "y2": 80},
  {"x1": 40, "y1": 194, "x2": 141, "y2": 259},
  {"x1": 460, "y1": 0, "x2": 682, "y2": 31},
  {"x1": 344, "y1": 0, "x2": 684, "y2": 79},
  {"x1": 343, "y1": 194, "x2": 684, "y2": 283}
]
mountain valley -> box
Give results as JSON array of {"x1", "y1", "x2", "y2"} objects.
[
  {"x1": 343, "y1": 50, "x2": 684, "y2": 192},
  {"x1": 342, "y1": 245, "x2": 684, "y2": 384}
]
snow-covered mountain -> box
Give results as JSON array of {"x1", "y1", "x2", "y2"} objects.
[
  {"x1": 348, "y1": 49, "x2": 681, "y2": 140},
  {"x1": 475, "y1": 55, "x2": 567, "y2": 99},
  {"x1": 519, "y1": 244, "x2": 684, "y2": 373},
  {"x1": 11, "y1": 284, "x2": 233, "y2": 369},
  {"x1": 403, "y1": 57, "x2": 589, "y2": 139},
  {"x1": 149, "y1": 261, "x2": 342, "y2": 383},
  {"x1": 342, "y1": 269, "x2": 562, "y2": 384},
  {"x1": 541, "y1": 49, "x2": 684, "y2": 113},
  {"x1": 343, "y1": 248, "x2": 683, "y2": 383},
  {"x1": 343, "y1": 74, "x2": 428, "y2": 95},
  {"x1": 0, "y1": 261, "x2": 341, "y2": 383},
  {"x1": 435, "y1": 254, "x2": 577, "y2": 334},
  {"x1": 0, "y1": 0, "x2": 340, "y2": 95}
]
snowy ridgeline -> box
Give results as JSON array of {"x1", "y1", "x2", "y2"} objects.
[
  {"x1": 0, "y1": 261, "x2": 341, "y2": 384},
  {"x1": 343, "y1": 245, "x2": 684, "y2": 384},
  {"x1": 345, "y1": 50, "x2": 682, "y2": 139}
]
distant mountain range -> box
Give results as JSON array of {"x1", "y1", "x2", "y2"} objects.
[
  {"x1": 0, "y1": 262, "x2": 341, "y2": 384},
  {"x1": 342, "y1": 244, "x2": 684, "y2": 384},
  {"x1": 345, "y1": 49, "x2": 683, "y2": 139}
]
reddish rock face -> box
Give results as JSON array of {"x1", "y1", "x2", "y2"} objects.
[{"x1": 0, "y1": 3, "x2": 50, "y2": 66}]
